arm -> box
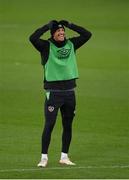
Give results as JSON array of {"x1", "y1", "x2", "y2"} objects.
[
  {"x1": 29, "y1": 24, "x2": 49, "y2": 52},
  {"x1": 59, "y1": 20, "x2": 92, "y2": 50},
  {"x1": 69, "y1": 23, "x2": 92, "y2": 50},
  {"x1": 29, "y1": 20, "x2": 58, "y2": 52},
  {"x1": 29, "y1": 20, "x2": 58, "y2": 64}
]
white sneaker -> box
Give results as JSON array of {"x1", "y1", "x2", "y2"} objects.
[
  {"x1": 59, "y1": 158, "x2": 76, "y2": 165},
  {"x1": 37, "y1": 159, "x2": 48, "y2": 167}
]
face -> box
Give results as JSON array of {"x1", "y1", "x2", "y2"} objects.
[{"x1": 53, "y1": 28, "x2": 65, "y2": 42}]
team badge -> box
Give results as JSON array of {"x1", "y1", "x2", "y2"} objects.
[
  {"x1": 57, "y1": 48, "x2": 71, "y2": 59},
  {"x1": 48, "y1": 106, "x2": 54, "y2": 112}
]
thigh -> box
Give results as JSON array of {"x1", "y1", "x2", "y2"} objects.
[
  {"x1": 60, "y1": 91, "x2": 76, "y2": 119},
  {"x1": 44, "y1": 91, "x2": 63, "y2": 123}
]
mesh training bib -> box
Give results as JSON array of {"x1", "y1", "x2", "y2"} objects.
[{"x1": 44, "y1": 40, "x2": 79, "y2": 81}]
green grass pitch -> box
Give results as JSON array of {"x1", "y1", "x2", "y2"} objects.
[{"x1": 0, "y1": 0, "x2": 129, "y2": 178}]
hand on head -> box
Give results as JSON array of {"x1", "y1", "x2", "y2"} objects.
[
  {"x1": 47, "y1": 20, "x2": 70, "y2": 30},
  {"x1": 59, "y1": 20, "x2": 70, "y2": 27},
  {"x1": 48, "y1": 20, "x2": 58, "y2": 29}
]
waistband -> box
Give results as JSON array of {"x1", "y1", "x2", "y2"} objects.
[{"x1": 46, "y1": 88, "x2": 75, "y2": 92}]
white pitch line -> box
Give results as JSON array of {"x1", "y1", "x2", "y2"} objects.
[{"x1": 0, "y1": 165, "x2": 129, "y2": 173}]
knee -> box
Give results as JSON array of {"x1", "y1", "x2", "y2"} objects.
[
  {"x1": 62, "y1": 110, "x2": 76, "y2": 120},
  {"x1": 62, "y1": 119, "x2": 73, "y2": 132},
  {"x1": 44, "y1": 120, "x2": 55, "y2": 132}
]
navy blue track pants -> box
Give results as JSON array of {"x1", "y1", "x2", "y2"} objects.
[{"x1": 41, "y1": 90, "x2": 76, "y2": 154}]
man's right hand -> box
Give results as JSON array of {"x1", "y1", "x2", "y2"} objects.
[{"x1": 47, "y1": 20, "x2": 58, "y2": 29}]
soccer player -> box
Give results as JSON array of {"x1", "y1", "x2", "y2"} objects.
[{"x1": 29, "y1": 20, "x2": 92, "y2": 167}]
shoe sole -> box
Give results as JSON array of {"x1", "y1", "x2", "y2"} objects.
[
  {"x1": 59, "y1": 161, "x2": 76, "y2": 166},
  {"x1": 37, "y1": 165, "x2": 47, "y2": 168},
  {"x1": 37, "y1": 163, "x2": 48, "y2": 168}
]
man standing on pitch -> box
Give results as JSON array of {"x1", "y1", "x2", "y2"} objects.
[{"x1": 29, "y1": 20, "x2": 92, "y2": 167}]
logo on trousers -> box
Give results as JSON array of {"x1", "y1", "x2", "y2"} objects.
[{"x1": 48, "y1": 106, "x2": 54, "y2": 112}]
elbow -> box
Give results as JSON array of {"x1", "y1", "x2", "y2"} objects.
[
  {"x1": 88, "y1": 31, "x2": 92, "y2": 39},
  {"x1": 29, "y1": 33, "x2": 37, "y2": 43},
  {"x1": 29, "y1": 35, "x2": 34, "y2": 43},
  {"x1": 83, "y1": 31, "x2": 92, "y2": 41},
  {"x1": 86, "y1": 31, "x2": 92, "y2": 41}
]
